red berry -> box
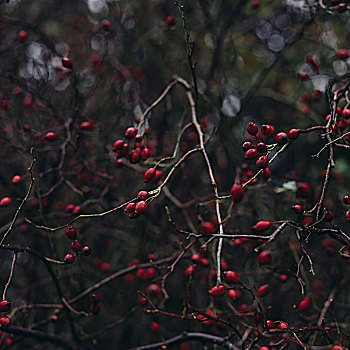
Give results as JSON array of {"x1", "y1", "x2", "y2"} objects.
[
  {"x1": 65, "y1": 204, "x2": 75, "y2": 213},
  {"x1": 62, "y1": 57, "x2": 73, "y2": 69},
  {"x1": 138, "y1": 297, "x2": 148, "y2": 307},
  {"x1": 0, "y1": 197, "x2": 12, "y2": 208},
  {"x1": 191, "y1": 254, "x2": 201, "y2": 264},
  {"x1": 278, "y1": 322, "x2": 289, "y2": 330},
  {"x1": 331, "y1": 346, "x2": 344, "y2": 350},
  {"x1": 296, "y1": 183, "x2": 311, "y2": 199},
  {"x1": 0, "y1": 301, "x2": 11, "y2": 312},
  {"x1": 345, "y1": 210, "x2": 350, "y2": 221},
  {"x1": 343, "y1": 195, "x2": 350, "y2": 205},
  {"x1": 70, "y1": 240, "x2": 81, "y2": 253},
  {"x1": 137, "y1": 191, "x2": 150, "y2": 201},
  {"x1": 251, "y1": 0, "x2": 261, "y2": 9},
  {"x1": 45, "y1": 132, "x2": 57, "y2": 141},
  {"x1": 90, "y1": 294, "x2": 100, "y2": 304},
  {"x1": 150, "y1": 322, "x2": 161, "y2": 335},
  {"x1": 208, "y1": 285, "x2": 225, "y2": 297},
  {"x1": 81, "y1": 245, "x2": 92, "y2": 256},
  {"x1": 337, "y1": 49, "x2": 349, "y2": 60},
  {"x1": 230, "y1": 184, "x2": 245, "y2": 202},
  {"x1": 200, "y1": 258, "x2": 209, "y2": 267},
  {"x1": 261, "y1": 124, "x2": 274, "y2": 137},
  {"x1": 144, "y1": 168, "x2": 156, "y2": 182},
  {"x1": 261, "y1": 168, "x2": 271, "y2": 181},
  {"x1": 258, "y1": 250, "x2": 272, "y2": 265},
  {"x1": 247, "y1": 122, "x2": 259, "y2": 135},
  {"x1": 254, "y1": 220, "x2": 272, "y2": 232},
  {"x1": 287, "y1": 129, "x2": 299, "y2": 140},
  {"x1": 135, "y1": 134, "x2": 142, "y2": 142},
  {"x1": 342, "y1": 109, "x2": 350, "y2": 119},
  {"x1": 256, "y1": 142, "x2": 267, "y2": 154},
  {"x1": 224, "y1": 270, "x2": 240, "y2": 284},
  {"x1": 11, "y1": 175, "x2": 22, "y2": 184},
  {"x1": 90, "y1": 304, "x2": 100, "y2": 314},
  {"x1": 130, "y1": 148, "x2": 141, "y2": 163},
  {"x1": 200, "y1": 221, "x2": 215, "y2": 235},
  {"x1": 18, "y1": 30, "x2": 27, "y2": 42},
  {"x1": 134, "y1": 201, "x2": 147, "y2": 215},
  {"x1": 141, "y1": 148, "x2": 150, "y2": 160},
  {"x1": 228, "y1": 289, "x2": 242, "y2": 300},
  {"x1": 80, "y1": 121, "x2": 94, "y2": 130},
  {"x1": 0, "y1": 317, "x2": 11, "y2": 327},
  {"x1": 245, "y1": 148, "x2": 259, "y2": 160},
  {"x1": 256, "y1": 156, "x2": 269, "y2": 169},
  {"x1": 101, "y1": 19, "x2": 110, "y2": 31},
  {"x1": 259, "y1": 347, "x2": 269, "y2": 350},
  {"x1": 292, "y1": 204, "x2": 303, "y2": 214},
  {"x1": 125, "y1": 202, "x2": 136, "y2": 213},
  {"x1": 257, "y1": 284, "x2": 270, "y2": 297},
  {"x1": 185, "y1": 266, "x2": 195, "y2": 278},
  {"x1": 151, "y1": 170, "x2": 163, "y2": 184},
  {"x1": 73, "y1": 206, "x2": 81, "y2": 215},
  {"x1": 63, "y1": 254, "x2": 75, "y2": 264},
  {"x1": 275, "y1": 132, "x2": 289, "y2": 145},
  {"x1": 298, "y1": 297, "x2": 311, "y2": 313},
  {"x1": 113, "y1": 140, "x2": 124, "y2": 151},
  {"x1": 66, "y1": 226, "x2": 78, "y2": 240},
  {"x1": 166, "y1": 16, "x2": 176, "y2": 26},
  {"x1": 100, "y1": 262, "x2": 110, "y2": 272},
  {"x1": 266, "y1": 320, "x2": 274, "y2": 328},
  {"x1": 4, "y1": 338, "x2": 12, "y2": 348},
  {"x1": 125, "y1": 127, "x2": 137, "y2": 139},
  {"x1": 306, "y1": 56, "x2": 319, "y2": 72},
  {"x1": 279, "y1": 274, "x2": 288, "y2": 283},
  {"x1": 115, "y1": 159, "x2": 124, "y2": 168},
  {"x1": 242, "y1": 141, "x2": 253, "y2": 151},
  {"x1": 146, "y1": 284, "x2": 161, "y2": 298}
]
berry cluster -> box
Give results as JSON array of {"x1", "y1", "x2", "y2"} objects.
[
  {"x1": 63, "y1": 226, "x2": 91, "y2": 264},
  {"x1": 113, "y1": 126, "x2": 151, "y2": 168}
]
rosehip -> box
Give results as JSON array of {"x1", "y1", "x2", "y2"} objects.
[
  {"x1": 63, "y1": 254, "x2": 75, "y2": 264},
  {"x1": 90, "y1": 304, "x2": 100, "y2": 314},
  {"x1": 292, "y1": 204, "x2": 303, "y2": 214},
  {"x1": 245, "y1": 148, "x2": 259, "y2": 160},
  {"x1": 275, "y1": 132, "x2": 289, "y2": 145},
  {"x1": 200, "y1": 221, "x2": 215, "y2": 235},
  {"x1": 137, "y1": 191, "x2": 150, "y2": 201},
  {"x1": 278, "y1": 322, "x2": 289, "y2": 330},
  {"x1": 256, "y1": 156, "x2": 269, "y2": 169},
  {"x1": 256, "y1": 142, "x2": 267, "y2": 154},
  {"x1": 144, "y1": 168, "x2": 156, "y2": 182},
  {"x1": 258, "y1": 250, "x2": 272, "y2": 265},
  {"x1": 261, "y1": 124, "x2": 274, "y2": 137},
  {"x1": 230, "y1": 184, "x2": 244, "y2": 202},
  {"x1": 287, "y1": 129, "x2": 299, "y2": 140},
  {"x1": 125, "y1": 202, "x2": 136, "y2": 213},
  {"x1": 296, "y1": 183, "x2": 311, "y2": 199},
  {"x1": 253, "y1": 221, "x2": 272, "y2": 232},
  {"x1": 45, "y1": 132, "x2": 57, "y2": 141},
  {"x1": 298, "y1": 297, "x2": 311, "y2": 313},
  {"x1": 228, "y1": 289, "x2": 242, "y2": 300},
  {"x1": 90, "y1": 294, "x2": 100, "y2": 304},
  {"x1": 247, "y1": 122, "x2": 259, "y2": 135},
  {"x1": 224, "y1": 270, "x2": 240, "y2": 284},
  {"x1": 11, "y1": 176, "x2": 22, "y2": 184},
  {"x1": 242, "y1": 141, "x2": 253, "y2": 151},
  {"x1": 146, "y1": 284, "x2": 161, "y2": 298},
  {"x1": 0, "y1": 301, "x2": 11, "y2": 312},
  {"x1": 134, "y1": 201, "x2": 147, "y2": 215},
  {"x1": 0, "y1": 317, "x2": 11, "y2": 327},
  {"x1": 70, "y1": 240, "x2": 81, "y2": 253},
  {"x1": 125, "y1": 127, "x2": 137, "y2": 139},
  {"x1": 185, "y1": 266, "x2": 195, "y2": 278},
  {"x1": 150, "y1": 322, "x2": 161, "y2": 335},
  {"x1": 337, "y1": 49, "x2": 349, "y2": 60},
  {"x1": 261, "y1": 168, "x2": 271, "y2": 180},
  {"x1": 66, "y1": 226, "x2": 77, "y2": 240},
  {"x1": 81, "y1": 245, "x2": 92, "y2": 256},
  {"x1": 0, "y1": 197, "x2": 11, "y2": 208},
  {"x1": 257, "y1": 284, "x2": 270, "y2": 297},
  {"x1": 208, "y1": 285, "x2": 225, "y2": 297}
]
